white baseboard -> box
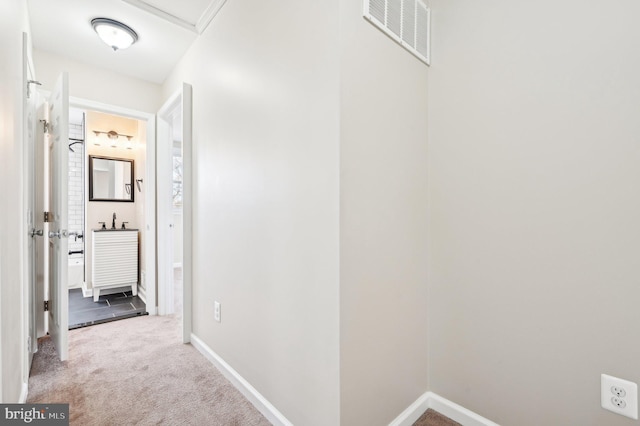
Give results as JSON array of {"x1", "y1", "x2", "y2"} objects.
[
  {"x1": 136, "y1": 286, "x2": 156, "y2": 315},
  {"x1": 390, "y1": 392, "x2": 430, "y2": 426},
  {"x1": 389, "y1": 391, "x2": 499, "y2": 426},
  {"x1": 186, "y1": 334, "x2": 498, "y2": 426},
  {"x1": 190, "y1": 333, "x2": 292, "y2": 426},
  {"x1": 19, "y1": 382, "x2": 28, "y2": 403},
  {"x1": 137, "y1": 284, "x2": 146, "y2": 304}
]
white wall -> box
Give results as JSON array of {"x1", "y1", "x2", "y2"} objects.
[
  {"x1": 428, "y1": 1, "x2": 640, "y2": 425},
  {"x1": 0, "y1": 0, "x2": 31, "y2": 403},
  {"x1": 339, "y1": 0, "x2": 429, "y2": 424},
  {"x1": 33, "y1": 49, "x2": 161, "y2": 113},
  {"x1": 162, "y1": 1, "x2": 341, "y2": 424}
]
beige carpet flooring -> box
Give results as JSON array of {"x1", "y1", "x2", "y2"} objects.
[
  {"x1": 27, "y1": 315, "x2": 271, "y2": 426},
  {"x1": 413, "y1": 409, "x2": 462, "y2": 426}
]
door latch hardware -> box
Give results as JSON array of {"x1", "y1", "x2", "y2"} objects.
[
  {"x1": 44, "y1": 301, "x2": 49, "y2": 312},
  {"x1": 48, "y1": 229, "x2": 68, "y2": 239},
  {"x1": 44, "y1": 211, "x2": 51, "y2": 222}
]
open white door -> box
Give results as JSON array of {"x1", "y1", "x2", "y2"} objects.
[
  {"x1": 157, "y1": 83, "x2": 192, "y2": 343},
  {"x1": 46, "y1": 73, "x2": 69, "y2": 361},
  {"x1": 23, "y1": 32, "x2": 39, "y2": 383}
]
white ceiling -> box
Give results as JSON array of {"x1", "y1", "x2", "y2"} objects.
[{"x1": 27, "y1": 0, "x2": 224, "y2": 84}]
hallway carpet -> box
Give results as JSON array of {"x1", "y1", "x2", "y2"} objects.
[
  {"x1": 413, "y1": 409, "x2": 461, "y2": 426},
  {"x1": 27, "y1": 315, "x2": 271, "y2": 426}
]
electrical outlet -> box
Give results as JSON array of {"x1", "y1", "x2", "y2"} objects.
[
  {"x1": 214, "y1": 301, "x2": 221, "y2": 323},
  {"x1": 611, "y1": 396, "x2": 627, "y2": 408},
  {"x1": 602, "y1": 374, "x2": 638, "y2": 419},
  {"x1": 612, "y1": 386, "x2": 627, "y2": 398}
]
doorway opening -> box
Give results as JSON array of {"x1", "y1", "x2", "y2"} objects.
[
  {"x1": 157, "y1": 84, "x2": 193, "y2": 343},
  {"x1": 65, "y1": 107, "x2": 149, "y2": 329}
]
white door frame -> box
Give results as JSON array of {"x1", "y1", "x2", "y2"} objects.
[
  {"x1": 157, "y1": 83, "x2": 193, "y2": 343},
  {"x1": 156, "y1": 101, "x2": 176, "y2": 317},
  {"x1": 69, "y1": 96, "x2": 157, "y2": 315}
]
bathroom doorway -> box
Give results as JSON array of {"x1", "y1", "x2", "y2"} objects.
[{"x1": 65, "y1": 106, "x2": 152, "y2": 329}]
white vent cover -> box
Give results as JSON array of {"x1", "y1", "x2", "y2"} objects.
[{"x1": 363, "y1": 0, "x2": 431, "y2": 65}]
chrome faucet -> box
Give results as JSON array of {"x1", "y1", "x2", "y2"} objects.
[{"x1": 112, "y1": 212, "x2": 116, "y2": 229}]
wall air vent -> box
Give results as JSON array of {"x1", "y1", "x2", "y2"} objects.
[{"x1": 363, "y1": 0, "x2": 431, "y2": 65}]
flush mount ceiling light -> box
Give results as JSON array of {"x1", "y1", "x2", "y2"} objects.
[{"x1": 91, "y1": 18, "x2": 138, "y2": 51}]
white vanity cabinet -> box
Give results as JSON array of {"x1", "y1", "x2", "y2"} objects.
[{"x1": 92, "y1": 230, "x2": 139, "y2": 302}]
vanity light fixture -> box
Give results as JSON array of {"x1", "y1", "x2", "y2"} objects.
[
  {"x1": 93, "y1": 130, "x2": 134, "y2": 149},
  {"x1": 91, "y1": 18, "x2": 138, "y2": 51}
]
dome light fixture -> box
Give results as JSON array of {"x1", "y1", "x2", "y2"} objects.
[{"x1": 91, "y1": 18, "x2": 138, "y2": 51}]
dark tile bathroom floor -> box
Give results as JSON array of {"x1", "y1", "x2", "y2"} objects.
[{"x1": 68, "y1": 288, "x2": 147, "y2": 330}]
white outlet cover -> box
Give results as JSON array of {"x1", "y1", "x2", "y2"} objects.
[
  {"x1": 602, "y1": 374, "x2": 638, "y2": 419},
  {"x1": 214, "y1": 301, "x2": 221, "y2": 322}
]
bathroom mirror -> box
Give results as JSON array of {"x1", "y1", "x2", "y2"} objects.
[{"x1": 89, "y1": 156, "x2": 134, "y2": 202}]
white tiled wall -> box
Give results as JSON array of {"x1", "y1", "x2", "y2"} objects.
[{"x1": 68, "y1": 122, "x2": 84, "y2": 258}]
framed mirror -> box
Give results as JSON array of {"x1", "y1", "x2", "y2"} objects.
[{"x1": 89, "y1": 156, "x2": 134, "y2": 202}]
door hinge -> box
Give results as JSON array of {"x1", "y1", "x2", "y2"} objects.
[
  {"x1": 44, "y1": 211, "x2": 51, "y2": 222},
  {"x1": 39, "y1": 119, "x2": 49, "y2": 134},
  {"x1": 44, "y1": 300, "x2": 49, "y2": 312}
]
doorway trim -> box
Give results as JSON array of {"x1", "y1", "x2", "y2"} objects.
[
  {"x1": 69, "y1": 96, "x2": 157, "y2": 315},
  {"x1": 157, "y1": 83, "x2": 193, "y2": 343}
]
